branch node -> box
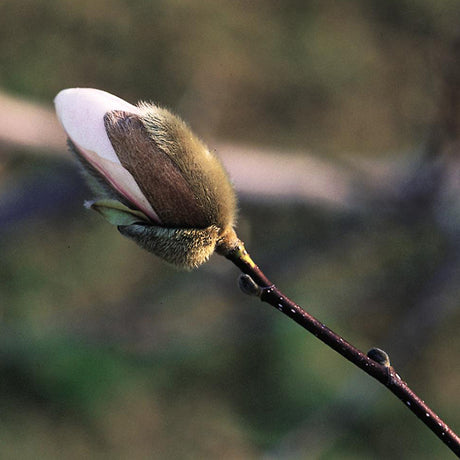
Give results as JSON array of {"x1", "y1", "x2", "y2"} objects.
[{"x1": 367, "y1": 347, "x2": 391, "y2": 367}]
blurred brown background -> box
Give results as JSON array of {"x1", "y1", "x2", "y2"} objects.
[{"x1": 0, "y1": 1, "x2": 459, "y2": 458}]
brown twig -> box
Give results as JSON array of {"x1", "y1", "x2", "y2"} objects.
[{"x1": 222, "y1": 239, "x2": 460, "y2": 457}]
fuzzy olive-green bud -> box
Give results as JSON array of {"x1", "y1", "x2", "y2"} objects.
[{"x1": 55, "y1": 88, "x2": 238, "y2": 269}]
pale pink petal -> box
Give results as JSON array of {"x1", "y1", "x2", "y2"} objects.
[
  {"x1": 55, "y1": 88, "x2": 138, "y2": 163},
  {"x1": 54, "y1": 88, "x2": 160, "y2": 223}
]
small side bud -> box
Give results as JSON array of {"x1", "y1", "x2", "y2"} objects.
[
  {"x1": 367, "y1": 347, "x2": 391, "y2": 367},
  {"x1": 238, "y1": 274, "x2": 262, "y2": 297}
]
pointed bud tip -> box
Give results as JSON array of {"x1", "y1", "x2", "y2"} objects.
[
  {"x1": 55, "y1": 88, "x2": 159, "y2": 222},
  {"x1": 54, "y1": 88, "x2": 139, "y2": 163}
]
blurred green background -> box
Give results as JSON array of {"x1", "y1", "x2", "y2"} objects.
[{"x1": 0, "y1": 1, "x2": 459, "y2": 458}]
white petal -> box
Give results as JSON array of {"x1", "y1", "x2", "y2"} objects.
[
  {"x1": 54, "y1": 88, "x2": 139, "y2": 163},
  {"x1": 55, "y1": 88, "x2": 160, "y2": 223}
]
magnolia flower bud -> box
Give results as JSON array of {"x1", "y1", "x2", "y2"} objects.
[{"x1": 55, "y1": 88, "x2": 237, "y2": 269}]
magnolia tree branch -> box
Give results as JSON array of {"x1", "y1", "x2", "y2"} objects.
[
  {"x1": 51, "y1": 85, "x2": 459, "y2": 454},
  {"x1": 218, "y1": 239, "x2": 460, "y2": 457}
]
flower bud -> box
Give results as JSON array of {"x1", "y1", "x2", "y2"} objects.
[{"x1": 55, "y1": 88, "x2": 237, "y2": 268}]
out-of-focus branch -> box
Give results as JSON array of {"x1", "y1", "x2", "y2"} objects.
[
  {"x1": 0, "y1": 89, "x2": 396, "y2": 212},
  {"x1": 0, "y1": 91, "x2": 66, "y2": 154},
  {"x1": 217, "y1": 143, "x2": 359, "y2": 210},
  {"x1": 0, "y1": 88, "x2": 457, "y2": 224}
]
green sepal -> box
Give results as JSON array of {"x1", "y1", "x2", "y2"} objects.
[{"x1": 87, "y1": 199, "x2": 150, "y2": 226}]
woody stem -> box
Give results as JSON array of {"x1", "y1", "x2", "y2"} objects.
[{"x1": 222, "y1": 240, "x2": 460, "y2": 457}]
